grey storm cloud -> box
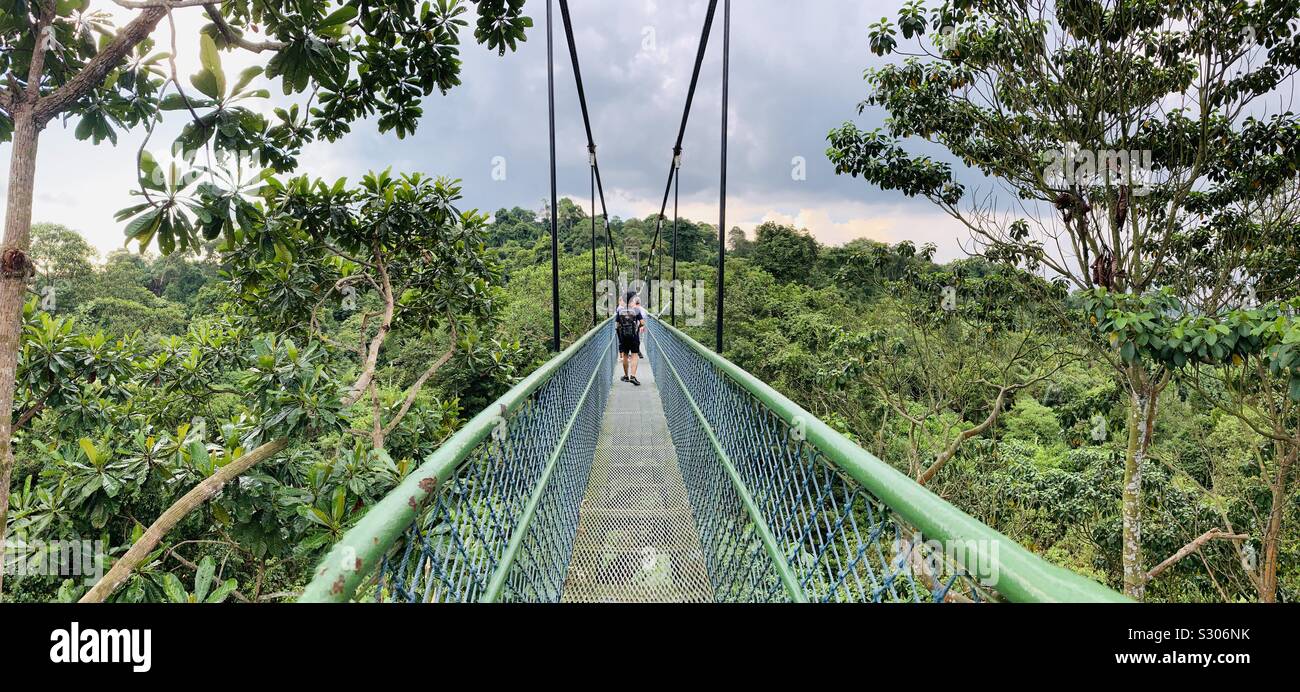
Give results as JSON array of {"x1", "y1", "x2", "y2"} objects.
[
  {"x1": 352, "y1": 0, "x2": 943, "y2": 228},
  {"x1": 4, "y1": 0, "x2": 975, "y2": 258}
]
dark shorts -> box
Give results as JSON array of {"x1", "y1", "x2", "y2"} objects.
[{"x1": 618, "y1": 333, "x2": 641, "y2": 355}]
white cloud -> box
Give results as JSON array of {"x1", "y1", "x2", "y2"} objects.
[{"x1": 613, "y1": 189, "x2": 969, "y2": 261}]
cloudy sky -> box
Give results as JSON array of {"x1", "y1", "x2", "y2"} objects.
[{"x1": 1, "y1": 0, "x2": 974, "y2": 260}]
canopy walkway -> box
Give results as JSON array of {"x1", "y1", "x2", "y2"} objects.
[
  {"x1": 300, "y1": 319, "x2": 1124, "y2": 603},
  {"x1": 298, "y1": 4, "x2": 1124, "y2": 603}
]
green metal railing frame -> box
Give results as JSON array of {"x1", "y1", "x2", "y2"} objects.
[
  {"x1": 300, "y1": 320, "x2": 612, "y2": 603},
  {"x1": 479, "y1": 332, "x2": 610, "y2": 603},
  {"x1": 651, "y1": 318, "x2": 1128, "y2": 603},
  {"x1": 650, "y1": 326, "x2": 809, "y2": 602},
  {"x1": 301, "y1": 314, "x2": 1128, "y2": 603}
]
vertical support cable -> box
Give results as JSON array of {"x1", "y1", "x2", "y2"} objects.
[
  {"x1": 558, "y1": 0, "x2": 617, "y2": 298},
  {"x1": 548, "y1": 0, "x2": 561, "y2": 353},
  {"x1": 642, "y1": 0, "x2": 718, "y2": 284},
  {"x1": 716, "y1": 0, "x2": 730, "y2": 353},
  {"x1": 652, "y1": 214, "x2": 663, "y2": 303},
  {"x1": 657, "y1": 224, "x2": 664, "y2": 313},
  {"x1": 590, "y1": 151, "x2": 597, "y2": 326},
  {"x1": 671, "y1": 153, "x2": 680, "y2": 326}
]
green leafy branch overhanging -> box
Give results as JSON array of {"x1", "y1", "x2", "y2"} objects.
[{"x1": 1080, "y1": 288, "x2": 1300, "y2": 401}]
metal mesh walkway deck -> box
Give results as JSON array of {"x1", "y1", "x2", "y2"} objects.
[{"x1": 561, "y1": 353, "x2": 715, "y2": 603}]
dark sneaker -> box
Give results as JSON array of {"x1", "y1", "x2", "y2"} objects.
[
  {"x1": 629, "y1": 377, "x2": 641, "y2": 386},
  {"x1": 621, "y1": 375, "x2": 630, "y2": 382}
]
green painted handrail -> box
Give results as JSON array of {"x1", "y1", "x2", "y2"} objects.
[
  {"x1": 652, "y1": 318, "x2": 1129, "y2": 603},
  {"x1": 299, "y1": 320, "x2": 612, "y2": 602}
]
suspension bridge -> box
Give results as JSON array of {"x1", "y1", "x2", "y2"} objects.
[
  {"x1": 300, "y1": 318, "x2": 1122, "y2": 603},
  {"x1": 297, "y1": 0, "x2": 1126, "y2": 604}
]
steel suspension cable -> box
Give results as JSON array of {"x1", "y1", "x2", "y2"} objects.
[
  {"x1": 671, "y1": 154, "x2": 680, "y2": 326},
  {"x1": 642, "y1": 0, "x2": 720, "y2": 283},
  {"x1": 657, "y1": 230, "x2": 663, "y2": 311},
  {"x1": 558, "y1": 0, "x2": 620, "y2": 298}
]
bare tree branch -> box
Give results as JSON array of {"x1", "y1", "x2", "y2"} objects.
[
  {"x1": 1146, "y1": 528, "x2": 1248, "y2": 583},
  {"x1": 342, "y1": 252, "x2": 394, "y2": 407},
  {"x1": 79, "y1": 437, "x2": 288, "y2": 602},
  {"x1": 383, "y1": 326, "x2": 458, "y2": 438},
  {"x1": 33, "y1": 7, "x2": 168, "y2": 124},
  {"x1": 918, "y1": 385, "x2": 1014, "y2": 486}
]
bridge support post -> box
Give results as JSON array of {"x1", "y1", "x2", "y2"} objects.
[
  {"x1": 671, "y1": 153, "x2": 680, "y2": 327},
  {"x1": 715, "y1": 0, "x2": 730, "y2": 353},
  {"x1": 548, "y1": 0, "x2": 561, "y2": 353}
]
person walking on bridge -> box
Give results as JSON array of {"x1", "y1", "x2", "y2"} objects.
[{"x1": 616, "y1": 290, "x2": 647, "y2": 386}]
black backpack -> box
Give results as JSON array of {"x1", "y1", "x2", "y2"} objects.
[{"x1": 616, "y1": 307, "x2": 640, "y2": 338}]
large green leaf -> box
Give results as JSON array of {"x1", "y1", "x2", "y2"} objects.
[
  {"x1": 319, "y1": 5, "x2": 358, "y2": 30},
  {"x1": 190, "y1": 440, "x2": 210, "y2": 473},
  {"x1": 77, "y1": 438, "x2": 99, "y2": 465},
  {"x1": 191, "y1": 34, "x2": 226, "y2": 99},
  {"x1": 230, "y1": 65, "x2": 263, "y2": 95},
  {"x1": 124, "y1": 208, "x2": 163, "y2": 249},
  {"x1": 160, "y1": 573, "x2": 189, "y2": 603},
  {"x1": 206, "y1": 579, "x2": 238, "y2": 604},
  {"x1": 137, "y1": 150, "x2": 166, "y2": 192},
  {"x1": 194, "y1": 556, "x2": 216, "y2": 602},
  {"x1": 159, "y1": 93, "x2": 214, "y2": 111}
]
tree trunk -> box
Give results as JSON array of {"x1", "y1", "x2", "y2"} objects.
[
  {"x1": 1121, "y1": 377, "x2": 1158, "y2": 600},
  {"x1": 1257, "y1": 447, "x2": 1296, "y2": 603},
  {"x1": 0, "y1": 4, "x2": 167, "y2": 599},
  {"x1": 79, "y1": 437, "x2": 288, "y2": 603},
  {"x1": 0, "y1": 109, "x2": 41, "y2": 597}
]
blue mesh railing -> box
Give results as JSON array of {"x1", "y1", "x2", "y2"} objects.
[
  {"x1": 300, "y1": 321, "x2": 613, "y2": 602},
  {"x1": 645, "y1": 318, "x2": 1126, "y2": 603}
]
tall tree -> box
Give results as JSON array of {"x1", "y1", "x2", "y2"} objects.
[
  {"x1": 29, "y1": 222, "x2": 96, "y2": 282},
  {"x1": 667, "y1": 217, "x2": 711, "y2": 264},
  {"x1": 0, "y1": 0, "x2": 532, "y2": 595},
  {"x1": 727, "y1": 226, "x2": 753, "y2": 258},
  {"x1": 751, "y1": 221, "x2": 819, "y2": 285},
  {"x1": 829, "y1": 0, "x2": 1300, "y2": 599},
  {"x1": 230, "y1": 170, "x2": 501, "y2": 451},
  {"x1": 79, "y1": 169, "x2": 505, "y2": 602}
]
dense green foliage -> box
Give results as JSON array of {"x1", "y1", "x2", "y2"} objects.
[
  {"x1": 0, "y1": 0, "x2": 536, "y2": 600},
  {"x1": 3, "y1": 0, "x2": 1296, "y2": 606},
  {"x1": 680, "y1": 243, "x2": 1297, "y2": 603},
  {"x1": 6, "y1": 202, "x2": 1297, "y2": 603},
  {"x1": 825, "y1": 0, "x2": 1300, "y2": 601}
]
